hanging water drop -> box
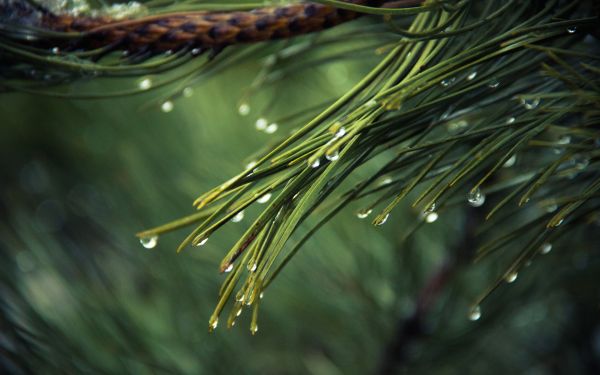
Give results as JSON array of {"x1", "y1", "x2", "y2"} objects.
[
  {"x1": 572, "y1": 154, "x2": 589, "y2": 170},
  {"x1": 257, "y1": 193, "x2": 272, "y2": 204},
  {"x1": 191, "y1": 47, "x2": 203, "y2": 56},
  {"x1": 506, "y1": 117, "x2": 516, "y2": 124},
  {"x1": 503, "y1": 154, "x2": 517, "y2": 168},
  {"x1": 334, "y1": 127, "x2": 346, "y2": 139},
  {"x1": 552, "y1": 218, "x2": 564, "y2": 227},
  {"x1": 421, "y1": 203, "x2": 439, "y2": 223},
  {"x1": 558, "y1": 135, "x2": 571, "y2": 145},
  {"x1": 246, "y1": 161, "x2": 257, "y2": 170},
  {"x1": 310, "y1": 158, "x2": 321, "y2": 169},
  {"x1": 224, "y1": 264, "x2": 234, "y2": 273},
  {"x1": 447, "y1": 119, "x2": 468, "y2": 134},
  {"x1": 425, "y1": 212, "x2": 439, "y2": 223},
  {"x1": 140, "y1": 235, "x2": 158, "y2": 249},
  {"x1": 236, "y1": 308, "x2": 242, "y2": 317},
  {"x1": 468, "y1": 306, "x2": 481, "y2": 321},
  {"x1": 265, "y1": 123, "x2": 278, "y2": 134},
  {"x1": 567, "y1": 26, "x2": 577, "y2": 34},
  {"x1": 248, "y1": 263, "x2": 257, "y2": 272},
  {"x1": 467, "y1": 71, "x2": 477, "y2": 80},
  {"x1": 51, "y1": 47, "x2": 60, "y2": 55},
  {"x1": 505, "y1": 272, "x2": 518, "y2": 283},
  {"x1": 238, "y1": 103, "x2": 251, "y2": 116},
  {"x1": 488, "y1": 79, "x2": 500, "y2": 89},
  {"x1": 379, "y1": 176, "x2": 393, "y2": 186},
  {"x1": 138, "y1": 77, "x2": 152, "y2": 90},
  {"x1": 161, "y1": 101, "x2": 174, "y2": 113},
  {"x1": 365, "y1": 99, "x2": 377, "y2": 108},
  {"x1": 255, "y1": 118, "x2": 268, "y2": 131},
  {"x1": 375, "y1": 213, "x2": 390, "y2": 226},
  {"x1": 259, "y1": 292, "x2": 264, "y2": 299},
  {"x1": 208, "y1": 317, "x2": 218, "y2": 332},
  {"x1": 231, "y1": 211, "x2": 244, "y2": 223},
  {"x1": 356, "y1": 208, "x2": 372, "y2": 219},
  {"x1": 325, "y1": 149, "x2": 339, "y2": 161},
  {"x1": 196, "y1": 237, "x2": 208, "y2": 246},
  {"x1": 250, "y1": 323, "x2": 258, "y2": 335},
  {"x1": 440, "y1": 77, "x2": 456, "y2": 87},
  {"x1": 540, "y1": 243, "x2": 552, "y2": 255},
  {"x1": 467, "y1": 188, "x2": 486, "y2": 207},
  {"x1": 520, "y1": 97, "x2": 540, "y2": 110},
  {"x1": 182, "y1": 87, "x2": 194, "y2": 98}
]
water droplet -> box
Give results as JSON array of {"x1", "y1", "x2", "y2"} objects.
[
  {"x1": 375, "y1": 213, "x2": 389, "y2": 226},
  {"x1": 567, "y1": 26, "x2": 577, "y2": 34},
  {"x1": 191, "y1": 47, "x2": 203, "y2": 56},
  {"x1": 238, "y1": 103, "x2": 250, "y2": 116},
  {"x1": 503, "y1": 154, "x2": 517, "y2": 168},
  {"x1": 365, "y1": 99, "x2": 377, "y2": 108},
  {"x1": 325, "y1": 149, "x2": 339, "y2": 161},
  {"x1": 552, "y1": 218, "x2": 564, "y2": 227},
  {"x1": 250, "y1": 323, "x2": 258, "y2": 335},
  {"x1": 572, "y1": 154, "x2": 589, "y2": 170},
  {"x1": 224, "y1": 264, "x2": 234, "y2": 273},
  {"x1": 209, "y1": 317, "x2": 218, "y2": 331},
  {"x1": 467, "y1": 188, "x2": 486, "y2": 207},
  {"x1": 468, "y1": 306, "x2": 481, "y2": 321},
  {"x1": 540, "y1": 243, "x2": 552, "y2": 255},
  {"x1": 310, "y1": 158, "x2": 321, "y2": 169},
  {"x1": 546, "y1": 203, "x2": 558, "y2": 213},
  {"x1": 140, "y1": 235, "x2": 158, "y2": 249},
  {"x1": 259, "y1": 292, "x2": 264, "y2": 299},
  {"x1": 505, "y1": 272, "x2": 518, "y2": 283},
  {"x1": 138, "y1": 77, "x2": 152, "y2": 90},
  {"x1": 467, "y1": 71, "x2": 477, "y2": 80},
  {"x1": 425, "y1": 212, "x2": 439, "y2": 223},
  {"x1": 246, "y1": 161, "x2": 257, "y2": 170},
  {"x1": 356, "y1": 208, "x2": 372, "y2": 219},
  {"x1": 257, "y1": 193, "x2": 272, "y2": 204},
  {"x1": 248, "y1": 263, "x2": 257, "y2": 272},
  {"x1": 440, "y1": 77, "x2": 456, "y2": 87},
  {"x1": 520, "y1": 97, "x2": 540, "y2": 110},
  {"x1": 231, "y1": 211, "x2": 244, "y2": 223},
  {"x1": 182, "y1": 87, "x2": 194, "y2": 98},
  {"x1": 421, "y1": 203, "x2": 440, "y2": 224},
  {"x1": 161, "y1": 101, "x2": 174, "y2": 113},
  {"x1": 558, "y1": 135, "x2": 571, "y2": 145},
  {"x1": 506, "y1": 117, "x2": 516, "y2": 124},
  {"x1": 379, "y1": 176, "x2": 393, "y2": 186},
  {"x1": 488, "y1": 79, "x2": 500, "y2": 89},
  {"x1": 255, "y1": 118, "x2": 268, "y2": 131},
  {"x1": 265, "y1": 123, "x2": 278, "y2": 134},
  {"x1": 236, "y1": 308, "x2": 243, "y2": 316},
  {"x1": 334, "y1": 127, "x2": 346, "y2": 138},
  {"x1": 51, "y1": 47, "x2": 60, "y2": 55},
  {"x1": 447, "y1": 119, "x2": 468, "y2": 134},
  {"x1": 236, "y1": 292, "x2": 245, "y2": 302},
  {"x1": 196, "y1": 237, "x2": 208, "y2": 246}
]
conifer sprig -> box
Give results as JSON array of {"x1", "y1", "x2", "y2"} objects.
[{"x1": 131, "y1": 1, "x2": 599, "y2": 331}]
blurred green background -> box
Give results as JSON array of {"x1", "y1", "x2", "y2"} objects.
[{"x1": 1, "y1": 46, "x2": 599, "y2": 374}]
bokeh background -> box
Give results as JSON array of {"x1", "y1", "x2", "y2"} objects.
[{"x1": 1, "y1": 35, "x2": 600, "y2": 374}]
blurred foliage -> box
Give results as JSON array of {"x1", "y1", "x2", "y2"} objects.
[{"x1": 1, "y1": 0, "x2": 600, "y2": 374}]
